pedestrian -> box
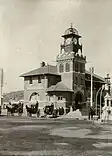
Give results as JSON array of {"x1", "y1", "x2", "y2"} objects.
[
  {"x1": 88, "y1": 106, "x2": 92, "y2": 120},
  {"x1": 61, "y1": 107, "x2": 64, "y2": 115},
  {"x1": 59, "y1": 107, "x2": 61, "y2": 115},
  {"x1": 88, "y1": 106, "x2": 95, "y2": 120},
  {"x1": 37, "y1": 108, "x2": 40, "y2": 117}
]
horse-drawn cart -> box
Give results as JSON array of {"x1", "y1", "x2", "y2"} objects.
[
  {"x1": 26, "y1": 101, "x2": 40, "y2": 117},
  {"x1": 6, "y1": 101, "x2": 23, "y2": 116}
]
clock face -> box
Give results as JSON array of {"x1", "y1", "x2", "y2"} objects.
[
  {"x1": 73, "y1": 38, "x2": 77, "y2": 44},
  {"x1": 65, "y1": 38, "x2": 72, "y2": 45}
]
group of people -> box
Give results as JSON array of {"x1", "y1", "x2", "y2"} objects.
[
  {"x1": 43, "y1": 104, "x2": 65, "y2": 118},
  {"x1": 58, "y1": 107, "x2": 64, "y2": 115},
  {"x1": 0, "y1": 98, "x2": 99, "y2": 120}
]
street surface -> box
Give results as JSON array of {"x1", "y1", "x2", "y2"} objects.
[{"x1": 0, "y1": 117, "x2": 112, "y2": 155}]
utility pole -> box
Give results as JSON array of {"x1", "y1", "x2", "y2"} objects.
[
  {"x1": 105, "y1": 74, "x2": 111, "y2": 93},
  {"x1": 90, "y1": 67, "x2": 94, "y2": 107},
  {"x1": 100, "y1": 85, "x2": 105, "y2": 120},
  {"x1": 0, "y1": 68, "x2": 3, "y2": 107}
]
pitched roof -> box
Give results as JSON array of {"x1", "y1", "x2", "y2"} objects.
[
  {"x1": 20, "y1": 64, "x2": 106, "y2": 84},
  {"x1": 20, "y1": 65, "x2": 59, "y2": 77},
  {"x1": 85, "y1": 70, "x2": 106, "y2": 83},
  {"x1": 46, "y1": 82, "x2": 74, "y2": 92}
]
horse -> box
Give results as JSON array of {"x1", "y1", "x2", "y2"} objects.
[{"x1": 26, "y1": 101, "x2": 39, "y2": 117}]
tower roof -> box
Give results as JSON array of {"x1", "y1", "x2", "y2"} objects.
[
  {"x1": 64, "y1": 27, "x2": 78, "y2": 36},
  {"x1": 62, "y1": 24, "x2": 81, "y2": 38}
]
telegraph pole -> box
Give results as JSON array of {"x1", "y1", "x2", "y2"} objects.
[
  {"x1": 0, "y1": 69, "x2": 3, "y2": 107},
  {"x1": 90, "y1": 67, "x2": 94, "y2": 107}
]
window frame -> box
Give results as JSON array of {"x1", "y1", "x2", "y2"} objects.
[
  {"x1": 58, "y1": 96, "x2": 63, "y2": 101},
  {"x1": 65, "y1": 63, "x2": 70, "y2": 72},
  {"x1": 59, "y1": 63, "x2": 64, "y2": 73}
]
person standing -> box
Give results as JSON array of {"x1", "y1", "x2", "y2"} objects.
[{"x1": 88, "y1": 106, "x2": 95, "y2": 120}]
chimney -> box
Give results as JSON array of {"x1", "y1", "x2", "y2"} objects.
[{"x1": 40, "y1": 61, "x2": 45, "y2": 67}]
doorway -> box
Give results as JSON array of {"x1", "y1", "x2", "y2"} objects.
[
  {"x1": 73, "y1": 91, "x2": 84, "y2": 110},
  {"x1": 29, "y1": 92, "x2": 39, "y2": 102}
]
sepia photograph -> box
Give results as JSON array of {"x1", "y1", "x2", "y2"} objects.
[{"x1": 0, "y1": 0, "x2": 111, "y2": 155}]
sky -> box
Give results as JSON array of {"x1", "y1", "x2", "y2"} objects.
[{"x1": 0, "y1": 0, "x2": 112, "y2": 93}]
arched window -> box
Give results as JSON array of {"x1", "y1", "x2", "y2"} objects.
[
  {"x1": 65, "y1": 63, "x2": 70, "y2": 72},
  {"x1": 59, "y1": 63, "x2": 64, "y2": 73},
  {"x1": 29, "y1": 92, "x2": 39, "y2": 101}
]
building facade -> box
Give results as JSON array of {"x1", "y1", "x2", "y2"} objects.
[{"x1": 21, "y1": 25, "x2": 108, "y2": 114}]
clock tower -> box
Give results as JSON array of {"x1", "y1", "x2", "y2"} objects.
[
  {"x1": 56, "y1": 24, "x2": 86, "y2": 106},
  {"x1": 61, "y1": 24, "x2": 82, "y2": 54}
]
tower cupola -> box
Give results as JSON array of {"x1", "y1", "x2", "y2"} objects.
[{"x1": 60, "y1": 24, "x2": 82, "y2": 54}]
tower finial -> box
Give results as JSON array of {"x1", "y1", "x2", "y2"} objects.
[{"x1": 71, "y1": 23, "x2": 73, "y2": 28}]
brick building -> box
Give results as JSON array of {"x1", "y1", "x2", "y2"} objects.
[{"x1": 21, "y1": 25, "x2": 107, "y2": 114}]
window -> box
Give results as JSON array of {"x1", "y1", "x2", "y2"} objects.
[
  {"x1": 58, "y1": 96, "x2": 63, "y2": 101},
  {"x1": 75, "y1": 62, "x2": 78, "y2": 72},
  {"x1": 111, "y1": 100, "x2": 112, "y2": 107},
  {"x1": 65, "y1": 63, "x2": 70, "y2": 72},
  {"x1": 75, "y1": 76, "x2": 78, "y2": 84},
  {"x1": 80, "y1": 63, "x2": 83, "y2": 73},
  {"x1": 107, "y1": 100, "x2": 109, "y2": 106},
  {"x1": 59, "y1": 63, "x2": 64, "y2": 73},
  {"x1": 29, "y1": 77, "x2": 33, "y2": 84},
  {"x1": 81, "y1": 77, "x2": 83, "y2": 85},
  {"x1": 38, "y1": 76, "x2": 41, "y2": 83}
]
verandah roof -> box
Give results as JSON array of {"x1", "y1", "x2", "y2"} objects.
[{"x1": 46, "y1": 82, "x2": 74, "y2": 92}]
